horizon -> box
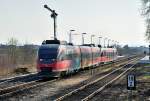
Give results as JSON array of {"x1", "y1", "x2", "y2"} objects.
[{"x1": 0, "y1": 40, "x2": 148, "y2": 47}]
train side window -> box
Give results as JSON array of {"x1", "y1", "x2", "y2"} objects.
[
  {"x1": 107, "y1": 52, "x2": 108, "y2": 57},
  {"x1": 103, "y1": 52, "x2": 104, "y2": 56},
  {"x1": 101, "y1": 52, "x2": 103, "y2": 57},
  {"x1": 87, "y1": 52, "x2": 89, "y2": 59},
  {"x1": 82, "y1": 51, "x2": 86, "y2": 59},
  {"x1": 110, "y1": 52, "x2": 111, "y2": 57}
]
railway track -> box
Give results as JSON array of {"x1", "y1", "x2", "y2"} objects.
[
  {"x1": 0, "y1": 78, "x2": 57, "y2": 98},
  {"x1": 0, "y1": 73, "x2": 37, "y2": 84},
  {"x1": 0, "y1": 72, "x2": 37, "y2": 85},
  {"x1": 0, "y1": 71, "x2": 58, "y2": 99},
  {"x1": 0, "y1": 73, "x2": 40, "y2": 92},
  {"x1": 0, "y1": 55, "x2": 143, "y2": 99},
  {"x1": 101, "y1": 54, "x2": 140, "y2": 66},
  {"x1": 54, "y1": 56, "x2": 142, "y2": 101},
  {"x1": 89, "y1": 54, "x2": 143, "y2": 77}
]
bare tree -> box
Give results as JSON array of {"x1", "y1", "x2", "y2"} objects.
[
  {"x1": 141, "y1": 0, "x2": 150, "y2": 41},
  {"x1": 21, "y1": 44, "x2": 37, "y2": 64},
  {"x1": 7, "y1": 37, "x2": 18, "y2": 65}
]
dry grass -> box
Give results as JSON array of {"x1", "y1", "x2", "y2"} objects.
[
  {"x1": 0, "y1": 66, "x2": 14, "y2": 78},
  {"x1": 0, "y1": 64, "x2": 37, "y2": 78}
]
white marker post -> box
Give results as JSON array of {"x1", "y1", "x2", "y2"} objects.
[{"x1": 127, "y1": 74, "x2": 136, "y2": 101}]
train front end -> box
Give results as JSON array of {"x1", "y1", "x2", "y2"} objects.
[{"x1": 37, "y1": 40, "x2": 61, "y2": 77}]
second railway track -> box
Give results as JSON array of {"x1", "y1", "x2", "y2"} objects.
[{"x1": 54, "y1": 56, "x2": 142, "y2": 101}]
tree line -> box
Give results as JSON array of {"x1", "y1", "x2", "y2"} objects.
[{"x1": 0, "y1": 38, "x2": 38, "y2": 69}]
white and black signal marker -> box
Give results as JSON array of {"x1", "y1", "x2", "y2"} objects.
[{"x1": 127, "y1": 74, "x2": 136, "y2": 90}]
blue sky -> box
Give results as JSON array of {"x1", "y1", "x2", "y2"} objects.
[{"x1": 0, "y1": 0, "x2": 147, "y2": 46}]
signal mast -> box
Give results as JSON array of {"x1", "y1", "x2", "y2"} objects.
[{"x1": 44, "y1": 4, "x2": 58, "y2": 40}]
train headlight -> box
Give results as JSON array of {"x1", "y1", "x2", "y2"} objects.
[
  {"x1": 51, "y1": 59, "x2": 56, "y2": 61},
  {"x1": 40, "y1": 59, "x2": 43, "y2": 61}
]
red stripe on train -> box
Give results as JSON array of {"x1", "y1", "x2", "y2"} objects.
[{"x1": 37, "y1": 60, "x2": 72, "y2": 71}]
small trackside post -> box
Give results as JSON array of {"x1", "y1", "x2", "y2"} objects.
[{"x1": 127, "y1": 74, "x2": 136, "y2": 101}]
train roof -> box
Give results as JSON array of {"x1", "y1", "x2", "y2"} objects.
[
  {"x1": 42, "y1": 40, "x2": 68, "y2": 45},
  {"x1": 40, "y1": 40, "x2": 117, "y2": 51}
]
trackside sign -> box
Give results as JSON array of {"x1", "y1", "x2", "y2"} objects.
[{"x1": 127, "y1": 74, "x2": 136, "y2": 90}]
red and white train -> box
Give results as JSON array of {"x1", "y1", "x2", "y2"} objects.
[{"x1": 37, "y1": 40, "x2": 117, "y2": 77}]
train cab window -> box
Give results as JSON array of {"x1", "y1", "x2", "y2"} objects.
[{"x1": 39, "y1": 49, "x2": 57, "y2": 59}]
